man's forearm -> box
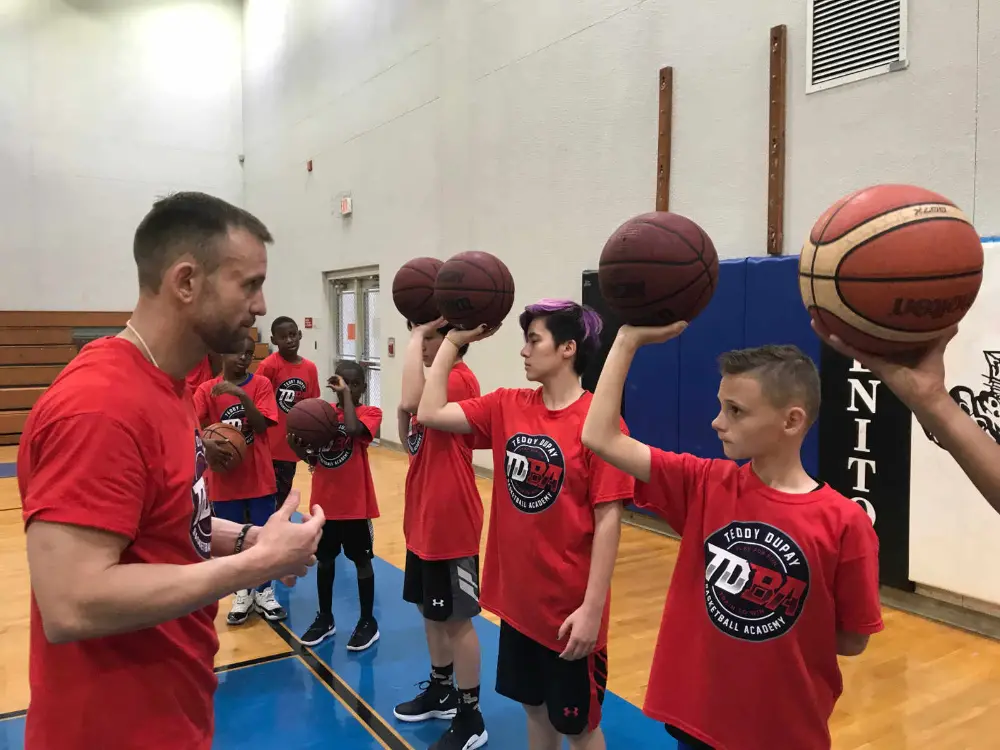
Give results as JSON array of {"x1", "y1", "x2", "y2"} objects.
[
  {"x1": 581, "y1": 502, "x2": 623, "y2": 613},
  {"x1": 211, "y1": 517, "x2": 256, "y2": 557}
]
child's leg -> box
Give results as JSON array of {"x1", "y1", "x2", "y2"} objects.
[
  {"x1": 300, "y1": 520, "x2": 340, "y2": 646},
  {"x1": 272, "y1": 461, "x2": 297, "y2": 507},
  {"x1": 212, "y1": 500, "x2": 253, "y2": 626},
  {"x1": 343, "y1": 520, "x2": 379, "y2": 651},
  {"x1": 247, "y1": 495, "x2": 287, "y2": 621},
  {"x1": 543, "y1": 642, "x2": 608, "y2": 750}
]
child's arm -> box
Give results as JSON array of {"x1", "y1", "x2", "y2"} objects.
[
  {"x1": 329, "y1": 375, "x2": 366, "y2": 438},
  {"x1": 397, "y1": 408, "x2": 412, "y2": 445},
  {"x1": 418, "y1": 326, "x2": 497, "y2": 434},
  {"x1": 211, "y1": 381, "x2": 275, "y2": 434},
  {"x1": 582, "y1": 323, "x2": 687, "y2": 482},
  {"x1": 833, "y1": 508, "x2": 884, "y2": 656},
  {"x1": 400, "y1": 318, "x2": 445, "y2": 413}
]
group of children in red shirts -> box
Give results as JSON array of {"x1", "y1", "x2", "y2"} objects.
[{"x1": 192, "y1": 300, "x2": 882, "y2": 750}]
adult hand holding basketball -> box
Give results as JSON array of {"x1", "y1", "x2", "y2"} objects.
[{"x1": 251, "y1": 493, "x2": 325, "y2": 582}]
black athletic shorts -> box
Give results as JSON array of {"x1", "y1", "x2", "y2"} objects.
[
  {"x1": 316, "y1": 519, "x2": 374, "y2": 564},
  {"x1": 402, "y1": 551, "x2": 481, "y2": 622},
  {"x1": 273, "y1": 460, "x2": 297, "y2": 506},
  {"x1": 495, "y1": 621, "x2": 608, "y2": 736},
  {"x1": 665, "y1": 724, "x2": 715, "y2": 749}
]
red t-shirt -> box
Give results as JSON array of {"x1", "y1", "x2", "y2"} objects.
[
  {"x1": 634, "y1": 448, "x2": 884, "y2": 750},
  {"x1": 404, "y1": 362, "x2": 483, "y2": 560},
  {"x1": 18, "y1": 337, "x2": 218, "y2": 750},
  {"x1": 255, "y1": 352, "x2": 321, "y2": 463},
  {"x1": 185, "y1": 355, "x2": 215, "y2": 394},
  {"x1": 194, "y1": 374, "x2": 278, "y2": 502},
  {"x1": 459, "y1": 388, "x2": 634, "y2": 653},
  {"x1": 310, "y1": 405, "x2": 382, "y2": 520}
]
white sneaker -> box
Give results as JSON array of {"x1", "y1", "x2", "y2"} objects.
[
  {"x1": 254, "y1": 586, "x2": 288, "y2": 621},
  {"x1": 227, "y1": 590, "x2": 253, "y2": 625}
]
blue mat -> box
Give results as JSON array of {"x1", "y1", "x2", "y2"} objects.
[{"x1": 0, "y1": 464, "x2": 15, "y2": 480}]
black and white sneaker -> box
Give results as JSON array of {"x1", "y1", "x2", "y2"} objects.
[
  {"x1": 300, "y1": 612, "x2": 336, "y2": 646},
  {"x1": 346, "y1": 617, "x2": 380, "y2": 651},
  {"x1": 394, "y1": 680, "x2": 458, "y2": 722},
  {"x1": 431, "y1": 710, "x2": 488, "y2": 750},
  {"x1": 227, "y1": 590, "x2": 253, "y2": 626},
  {"x1": 253, "y1": 586, "x2": 287, "y2": 621}
]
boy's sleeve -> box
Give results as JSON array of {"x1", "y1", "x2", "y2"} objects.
[
  {"x1": 587, "y1": 418, "x2": 636, "y2": 506},
  {"x1": 457, "y1": 389, "x2": 505, "y2": 445},
  {"x1": 633, "y1": 448, "x2": 713, "y2": 534},
  {"x1": 252, "y1": 377, "x2": 279, "y2": 422},
  {"x1": 255, "y1": 356, "x2": 276, "y2": 386},
  {"x1": 193, "y1": 383, "x2": 211, "y2": 426},
  {"x1": 834, "y1": 507, "x2": 884, "y2": 635},
  {"x1": 357, "y1": 406, "x2": 383, "y2": 445}
]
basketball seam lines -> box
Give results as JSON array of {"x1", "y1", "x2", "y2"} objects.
[
  {"x1": 802, "y1": 269, "x2": 983, "y2": 283},
  {"x1": 809, "y1": 188, "x2": 861, "y2": 314},
  {"x1": 816, "y1": 200, "x2": 960, "y2": 245}
]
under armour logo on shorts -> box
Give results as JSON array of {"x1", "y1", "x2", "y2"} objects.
[
  {"x1": 432, "y1": 599, "x2": 445, "y2": 607},
  {"x1": 563, "y1": 707, "x2": 579, "y2": 718}
]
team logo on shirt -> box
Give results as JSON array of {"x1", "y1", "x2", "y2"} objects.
[
  {"x1": 503, "y1": 433, "x2": 566, "y2": 513},
  {"x1": 190, "y1": 431, "x2": 212, "y2": 559},
  {"x1": 276, "y1": 377, "x2": 307, "y2": 413},
  {"x1": 221, "y1": 404, "x2": 254, "y2": 445},
  {"x1": 317, "y1": 423, "x2": 354, "y2": 469},
  {"x1": 406, "y1": 418, "x2": 424, "y2": 455},
  {"x1": 703, "y1": 521, "x2": 810, "y2": 642}
]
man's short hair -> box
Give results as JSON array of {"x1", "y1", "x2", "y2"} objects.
[{"x1": 133, "y1": 192, "x2": 273, "y2": 291}]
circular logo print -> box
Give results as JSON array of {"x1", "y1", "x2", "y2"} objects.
[
  {"x1": 503, "y1": 433, "x2": 566, "y2": 513},
  {"x1": 221, "y1": 404, "x2": 253, "y2": 445},
  {"x1": 406, "y1": 418, "x2": 424, "y2": 456},
  {"x1": 276, "y1": 377, "x2": 307, "y2": 414},
  {"x1": 190, "y1": 431, "x2": 212, "y2": 559},
  {"x1": 318, "y1": 424, "x2": 354, "y2": 469},
  {"x1": 703, "y1": 521, "x2": 810, "y2": 642}
]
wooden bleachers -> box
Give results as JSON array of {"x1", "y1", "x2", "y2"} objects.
[{"x1": 0, "y1": 311, "x2": 265, "y2": 446}]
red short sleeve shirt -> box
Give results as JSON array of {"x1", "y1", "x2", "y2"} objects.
[
  {"x1": 255, "y1": 353, "x2": 321, "y2": 463},
  {"x1": 309, "y1": 405, "x2": 383, "y2": 520}
]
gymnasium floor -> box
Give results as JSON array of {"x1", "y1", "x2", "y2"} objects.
[{"x1": 2, "y1": 444, "x2": 1000, "y2": 748}]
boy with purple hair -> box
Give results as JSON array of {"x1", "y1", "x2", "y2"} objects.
[{"x1": 417, "y1": 298, "x2": 635, "y2": 750}]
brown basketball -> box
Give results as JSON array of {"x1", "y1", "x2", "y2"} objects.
[
  {"x1": 433, "y1": 251, "x2": 515, "y2": 329},
  {"x1": 286, "y1": 397, "x2": 340, "y2": 449},
  {"x1": 202, "y1": 422, "x2": 247, "y2": 472},
  {"x1": 598, "y1": 212, "x2": 719, "y2": 326},
  {"x1": 799, "y1": 184, "x2": 984, "y2": 355},
  {"x1": 393, "y1": 257, "x2": 443, "y2": 324}
]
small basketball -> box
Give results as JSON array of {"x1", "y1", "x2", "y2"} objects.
[
  {"x1": 433, "y1": 251, "x2": 515, "y2": 329},
  {"x1": 799, "y1": 184, "x2": 984, "y2": 355},
  {"x1": 286, "y1": 397, "x2": 340, "y2": 449},
  {"x1": 202, "y1": 422, "x2": 247, "y2": 472},
  {"x1": 393, "y1": 257, "x2": 443, "y2": 324},
  {"x1": 598, "y1": 212, "x2": 719, "y2": 326}
]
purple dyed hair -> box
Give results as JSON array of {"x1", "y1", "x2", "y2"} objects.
[{"x1": 518, "y1": 298, "x2": 604, "y2": 347}]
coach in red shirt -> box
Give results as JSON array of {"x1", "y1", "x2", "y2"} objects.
[{"x1": 17, "y1": 192, "x2": 325, "y2": 750}]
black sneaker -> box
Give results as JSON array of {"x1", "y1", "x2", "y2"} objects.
[
  {"x1": 346, "y1": 617, "x2": 380, "y2": 651},
  {"x1": 430, "y1": 709, "x2": 488, "y2": 750},
  {"x1": 300, "y1": 612, "x2": 336, "y2": 646},
  {"x1": 393, "y1": 680, "x2": 458, "y2": 722}
]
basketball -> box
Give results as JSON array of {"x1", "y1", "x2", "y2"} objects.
[
  {"x1": 433, "y1": 251, "x2": 515, "y2": 329},
  {"x1": 392, "y1": 257, "x2": 443, "y2": 324},
  {"x1": 597, "y1": 212, "x2": 719, "y2": 326},
  {"x1": 202, "y1": 422, "x2": 247, "y2": 472},
  {"x1": 799, "y1": 184, "x2": 984, "y2": 355},
  {"x1": 286, "y1": 397, "x2": 340, "y2": 448}
]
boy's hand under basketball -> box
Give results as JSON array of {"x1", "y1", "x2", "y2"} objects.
[
  {"x1": 618, "y1": 321, "x2": 688, "y2": 348},
  {"x1": 410, "y1": 317, "x2": 447, "y2": 337},
  {"x1": 252, "y1": 494, "x2": 324, "y2": 580},
  {"x1": 446, "y1": 322, "x2": 501, "y2": 347}
]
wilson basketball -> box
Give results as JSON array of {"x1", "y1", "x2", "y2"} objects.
[
  {"x1": 598, "y1": 212, "x2": 719, "y2": 326},
  {"x1": 202, "y1": 422, "x2": 247, "y2": 472},
  {"x1": 392, "y1": 257, "x2": 443, "y2": 324},
  {"x1": 433, "y1": 251, "x2": 515, "y2": 329},
  {"x1": 799, "y1": 184, "x2": 984, "y2": 355},
  {"x1": 286, "y1": 397, "x2": 340, "y2": 449}
]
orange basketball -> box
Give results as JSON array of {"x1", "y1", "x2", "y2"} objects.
[
  {"x1": 202, "y1": 422, "x2": 247, "y2": 472},
  {"x1": 799, "y1": 184, "x2": 983, "y2": 355}
]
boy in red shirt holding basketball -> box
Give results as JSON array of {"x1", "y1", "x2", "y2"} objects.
[
  {"x1": 394, "y1": 317, "x2": 487, "y2": 750},
  {"x1": 418, "y1": 299, "x2": 634, "y2": 750},
  {"x1": 582, "y1": 323, "x2": 883, "y2": 750},
  {"x1": 195, "y1": 336, "x2": 284, "y2": 626},
  {"x1": 296, "y1": 360, "x2": 383, "y2": 652},
  {"x1": 256, "y1": 316, "x2": 321, "y2": 506}
]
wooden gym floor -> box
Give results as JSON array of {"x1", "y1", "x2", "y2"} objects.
[{"x1": 1, "y1": 443, "x2": 1000, "y2": 748}]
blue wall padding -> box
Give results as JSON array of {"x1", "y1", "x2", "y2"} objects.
[
  {"x1": 623, "y1": 338, "x2": 680, "y2": 454},
  {"x1": 676, "y1": 259, "x2": 748, "y2": 459},
  {"x1": 743, "y1": 255, "x2": 820, "y2": 476}
]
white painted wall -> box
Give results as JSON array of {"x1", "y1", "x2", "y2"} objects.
[
  {"x1": 242, "y1": 0, "x2": 996, "y2": 472},
  {"x1": 0, "y1": 0, "x2": 244, "y2": 311}
]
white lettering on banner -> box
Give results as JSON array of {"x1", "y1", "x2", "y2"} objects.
[{"x1": 847, "y1": 360, "x2": 878, "y2": 525}]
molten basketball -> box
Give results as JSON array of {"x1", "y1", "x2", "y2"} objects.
[
  {"x1": 598, "y1": 212, "x2": 719, "y2": 326},
  {"x1": 393, "y1": 257, "x2": 443, "y2": 324},
  {"x1": 286, "y1": 398, "x2": 340, "y2": 449},
  {"x1": 799, "y1": 184, "x2": 984, "y2": 355},
  {"x1": 202, "y1": 422, "x2": 247, "y2": 472},
  {"x1": 433, "y1": 251, "x2": 515, "y2": 329}
]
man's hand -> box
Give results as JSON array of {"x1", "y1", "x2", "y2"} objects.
[
  {"x1": 250, "y1": 494, "x2": 325, "y2": 581},
  {"x1": 212, "y1": 381, "x2": 246, "y2": 399},
  {"x1": 557, "y1": 604, "x2": 601, "y2": 661},
  {"x1": 811, "y1": 319, "x2": 955, "y2": 408}
]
